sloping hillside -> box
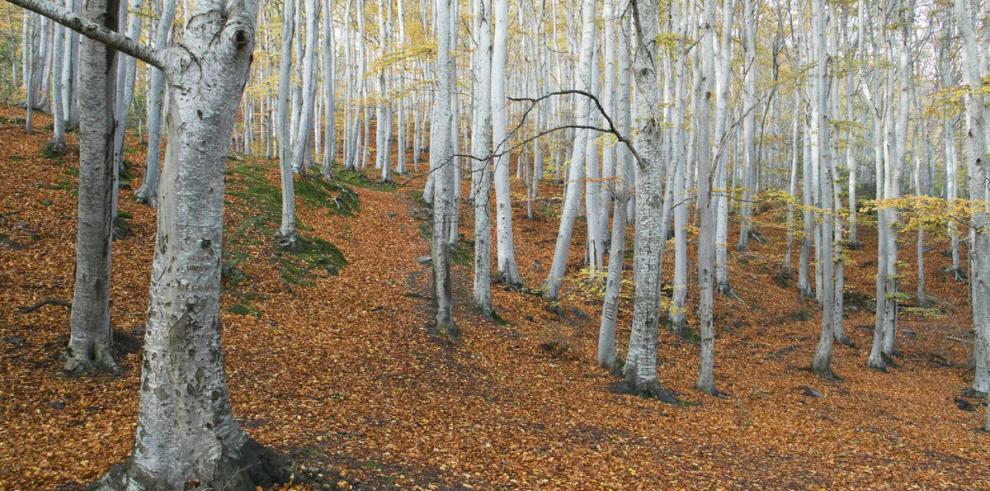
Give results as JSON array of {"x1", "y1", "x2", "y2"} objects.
[{"x1": 1, "y1": 110, "x2": 988, "y2": 489}]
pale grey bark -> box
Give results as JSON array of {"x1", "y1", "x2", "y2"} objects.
[
  {"x1": 135, "y1": 0, "x2": 177, "y2": 206},
  {"x1": 597, "y1": 0, "x2": 629, "y2": 370},
  {"x1": 446, "y1": 0, "x2": 461, "y2": 244},
  {"x1": 50, "y1": 17, "x2": 66, "y2": 152},
  {"x1": 24, "y1": 13, "x2": 34, "y2": 133},
  {"x1": 736, "y1": 0, "x2": 757, "y2": 252},
  {"x1": 696, "y1": 0, "x2": 719, "y2": 394},
  {"x1": 321, "y1": 0, "x2": 335, "y2": 177},
  {"x1": 781, "y1": 88, "x2": 800, "y2": 281},
  {"x1": 9, "y1": 0, "x2": 163, "y2": 68},
  {"x1": 291, "y1": 0, "x2": 320, "y2": 173},
  {"x1": 110, "y1": 0, "x2": 143, "y2": 219},
  {"x1": 490, "y1": 0, "x2": 522, "y2": 286},
  {"x1": 955, "y1": 0, "x2": 990, "y2": 401},
  {"x1": 76, "y1": 0, "x2": 288, "y2": 485},
  {"x1": 61, "y1": 0, "x2": 80, "y2": 128},
  {"x1": 276, "y1": 0, "x2": 298, "y2": 245},
  {"x1": 542, "y1": 0, "x2": 595, "y2": 301},
  {"x1": 810, "y1": 0, "x2": 835, "y2": 378},
  {"x1": 471, "y1": 0, "x2": 494, "y2": 317},
  {"x1": 712, "y1": 0, "x2": 735, "y2": 296},
  {"x1": 621, "y1": 0, "x2": 674, "y2": 401},
  {"x1": 432, "y1": 0, "x2": 456, "y2": 336},
  {"x1": 64, "y1": 0, "x2": 119, "y2": 376}
]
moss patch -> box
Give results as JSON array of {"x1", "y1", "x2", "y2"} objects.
[{"x1": 224, "y1": 157, "x2": 353, "y2": 308}]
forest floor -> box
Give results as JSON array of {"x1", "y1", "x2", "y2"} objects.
[{"x1": 2, "y1": 109, "x2": 990, "y2": 489}]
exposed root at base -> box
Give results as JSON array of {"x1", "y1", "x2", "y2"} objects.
[
  {"x1": 93, "y1": 438, "x2": 289, "y2": 491},
  {"x1": 609, "y1": 379, "x2": 680, "y2": 404}
]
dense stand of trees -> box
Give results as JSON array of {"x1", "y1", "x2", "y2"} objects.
[{"x1": 4, "y1": 0, "x2": 990, "y2": 485}]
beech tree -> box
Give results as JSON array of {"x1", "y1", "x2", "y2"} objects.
[
  {"x1": 133, "y1": 0, "x2": 177, "y2": 206},
  {"x1": 621, "y1": 0, "x2": 674, "y2": 400},
  {"x1": 542, "y1": 0, "x2": 595, "y2": 301},
  {"x1": 470, "y1": 0, "x2": 494, "y2": 318},
  {"x1": 61, "y1": 0, "x2": 119, "y2": 376},
  {"x1": 7, "y1": 0, "x2": 290, "y2": 485},
  {"x1": 490, "y1": 0, "x2": 521, "y2": 286},
  {"x1": 431, "y1": 0, "x2": 456, "y2": 336}
]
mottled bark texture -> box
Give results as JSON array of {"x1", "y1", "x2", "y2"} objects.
[
  {"x1": 96, "y1": 0, "x2": 288, "y2": 488},
  {"x1": 64, "y1": 0, "x2": 120, "y2": 376}
]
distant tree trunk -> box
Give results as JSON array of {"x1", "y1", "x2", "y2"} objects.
[
  {"x1": 431, "y1": 0, "x2": 456, "y2": 336},
  {"x1": 50, "y1": 18, "x2": 66, "y2": 152},
  {"x1": 670, "y1": 0, "x2": 697, "y2": 334},
  {"x1": 471, "y1": 0, "x2": 493, "y2": 318},
  {"x1": 938, "y1": 16, "x2": 961, "y2": 277},
  {"x1": 597, "y1": 0, "x2": 629, "y2": 370},
  {"x1": 61, "y1": 0, "x2": 80, "y2": 129},
  {"x1": 109, "y1": 0, "x2": 143, "y2": 219},
  {"x1": 135, "y1": 0, "x2": 177, "y2": 206},
  {"x1": 321, "y1": 2, "x2": 336, "y2": 178},
  {"x1": 446, "y1": 0, "x2": 461, "y2": 245},
  {"x1": 695, "y1": 0, "x2": 719, "y2": 395},
  {"x1": 712, "y1": 0, "x2": 735, "y2": 296},
  {"x1": 292, "y1": 0, "x2": 320, "y2": 173},
  {"x1": 542, "y1": 0, "x2": 595, "y2": 300},
  {"x1": 736, "y1": 0, "x2": 757, "y2": 252},
  {"x1": 490, "y1": 0, "x2": 522, "y2": 286},
  {"x1": 24, "y1": 13, "x2": 34, "y2": 133},
  {"x1": 64, "y1": 0, "x2": 120, "y2": 376},
  {"x1": 810, "y1": 0, "x2": 835, "y2": 379},
  {"x1": 277, "y1": 0, "x2": 298, "y2": 246},
  {"x1": 781, "y1": 89, "x2": 800, "y2": 281}
]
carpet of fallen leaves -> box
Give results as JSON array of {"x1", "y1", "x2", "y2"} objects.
[{"x1": 2, "y1": 108, "x2": 990, "y2": 489}]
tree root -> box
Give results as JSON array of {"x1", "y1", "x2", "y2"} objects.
[
  {"x1": 94, "y1": 437, "x2": 289, "y2": 491},
  {"x1": 610, "y1": 378, "x2": 680, "y2": 404},
  {"x1": 62, "y1": 342, "x2": 120, "y2": 377},
  {"x1": 717, "y1": 283, "x2": 740, "y2": 300},
  {"x1": 18, "y1": 298, "x2": 71, "y2": 313},
  {"x1": 836, "y1": 335, "x2": 856, "y2": 347}
]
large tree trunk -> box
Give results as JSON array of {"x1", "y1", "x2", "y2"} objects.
[
  {"x1": 955, "y1": 0, "x2": 990, "y2": 403},
  {"x1": 490, "y1": 0, "x2": 522, "y2": 286},
  {"x1": 471, "y1": 0, "x2": 494, "y2": 318},
  {"x1": 621, "y1": 0, "x2": 674, "y2": 401},
  {"x1": 431, "y1": 0, "x2": 456, "y2": 336},
  {"x1": 64, "y1": 0, "x2": 120, "y2": 376},
  {"x1": 93, "y1": 0, "x2": 289, "y2": 487},
  {"x1": 810, "y1": 0, "x2": 836, "y2": 379}
]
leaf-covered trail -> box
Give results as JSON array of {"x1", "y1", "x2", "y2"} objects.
[{"x1": 2, "y1": 111, "x2": 990, "y2": 489}]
